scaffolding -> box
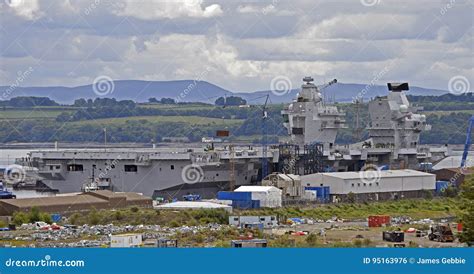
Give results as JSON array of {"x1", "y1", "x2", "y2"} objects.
[{"x1": 277, "y1": 143, "x2": 323, "y2": 175}]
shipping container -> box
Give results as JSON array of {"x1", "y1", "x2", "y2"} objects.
[
  {"x1": 368, "y1": 215, "x2": 391, "y2": 227},
  {"x1": 435, "y1": 181, "x2": 449, "y2": 194},
  {"x1": 51, "y1": 214, "x2": 62, "y2": 223},
  {"x1": 304, "y1": 186, "x2": 330, "y2": 202}
]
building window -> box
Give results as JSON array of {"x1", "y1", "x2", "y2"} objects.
[
  {"x1": 352, "y1": 183, "x2": 354, "y2": 187},
  {"x1": 376, "y1": 182, "x2": 379, "y2": 186},
  {"x1": 320, "y1": 184, "x2": 323, "y2": 186},
  {"x1": 124, "y1": 165, "x2": 138, "y2": 172},
  {"x1": 357, "y1": 183, "x2": 360, "y2": 187},
  {"x1": 171, "y1": 165, "x2": 175, "y2": 170},
  {"x1": 363, "y1": 183, "x2": 366, "y2": 186},
  {"x1": 67, "y1": 164, "x2": 83, "y2": 172}
]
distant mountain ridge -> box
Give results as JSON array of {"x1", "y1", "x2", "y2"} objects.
[{"x1": 0, "y1": 80, "x2": 455, "y2": 104}]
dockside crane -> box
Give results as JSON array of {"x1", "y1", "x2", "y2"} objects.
[
  {"x1": 460, "y1": 115, "x2": 474, "y2": 168},
  {"x1": 262, "y1": 94, "x2": 270, "y2": 179}
]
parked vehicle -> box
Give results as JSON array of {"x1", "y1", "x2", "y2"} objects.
[{"x1": 428, "y1": 224, "x2": 454, "y2": 242}]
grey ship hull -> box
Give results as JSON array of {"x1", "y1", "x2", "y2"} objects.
[{"x1": 18, "y1": 147, "x2": 273, "y2": 199}]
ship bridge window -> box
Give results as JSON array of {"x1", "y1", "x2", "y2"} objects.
[
  {"x1": 67, "y1": 164, "x2": 83, "y2": 172},
  {"x1": 124, "y1": 165, "x2": 138, "y2": 172}
]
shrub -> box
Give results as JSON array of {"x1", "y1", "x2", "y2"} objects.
[
  {"x1": 68, "y1": 213, "x2": 82, "y2": 225},
  {"x1": 353, "y1": 239, "x2": 363, "y2": 247},
  {"x1": 12, "y1": 212, "x2": 29, "y2": 225},
  {"x1": 29, "y1": 207, "x2": 41, "y2": 223},
  {"x1": 88, "y1": 209, "x2": 101, "y2": 225},
  {"x1": 39, "y1": 212, "x2": 52, "y2": 223},
  {"x1": 305, "y1": 233, "x2": 318, "y2": 246}
]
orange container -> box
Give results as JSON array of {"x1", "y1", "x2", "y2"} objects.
[{"x1": 368, "y1": 215, "x2": 391, "y2": 227}]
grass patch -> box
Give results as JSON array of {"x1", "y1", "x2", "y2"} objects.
[
  {"x1": 236, "y1": 198, "x2": 461, "y2": 220},
  {"x1": 70, "y1": 115, "x2": 244, "y2": 126}
]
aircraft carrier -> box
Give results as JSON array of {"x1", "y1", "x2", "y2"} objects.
[{"x1": 13, "y1": 77, "x2": 450, "y2": 198}]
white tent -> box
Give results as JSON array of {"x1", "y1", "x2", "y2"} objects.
[{"x1": 235, "y1": 186, "x2": 282, "y2": 208}]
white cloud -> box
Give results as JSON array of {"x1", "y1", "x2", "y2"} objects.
[
  {"x1": 115, "y1": 0, "x2": 223, "y2": 19},
  {"x1": 5, "y1": 0, "x2": 42, "y2": 20},
  {"x1": 0, "y1": 0, "x2": 472, "y2": 92}
]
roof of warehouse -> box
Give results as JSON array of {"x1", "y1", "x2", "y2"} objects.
[
  {"x1": 277, "y1": 174, "x2": 300, "y2": 181},
  {"x1": 235, "y1": 186, "x2": 281, "y2": 192},
  {"x1": 0, "y1": 194, "x2": 108, "y2": 208},
  {"x1": 155, "y1": 201, "x2": 232, "y2": 209},
  {"x1": 303, "y1": 169, "x2": 434, "y2": 180},
  {"x1": 0, "y1": 190, "x2": 151, "y2": 209}
]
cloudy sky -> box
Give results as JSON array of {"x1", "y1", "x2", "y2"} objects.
[{"x1": 0, "y1": 0, "x2": 472, "y2": 92}]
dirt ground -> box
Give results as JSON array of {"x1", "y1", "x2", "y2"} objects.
[{"x1": 267, "y1": 221, "x2": 464, "y2": 247}]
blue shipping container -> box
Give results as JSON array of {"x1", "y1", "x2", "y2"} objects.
[
  {"x1": 51, "y1": 214, "x2": 62, "y2": 223},
  {"x1": 217, "y1": 191, "x2": 252, "y2": 201},
  {"x1": 305, "y1": 186, "x2": 330, "y2": 202},
  {"x1": 435, "y1": 181, "x2": 449, "y2": 194}
]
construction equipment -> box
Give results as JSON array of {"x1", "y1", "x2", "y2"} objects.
[
  {"x1": 229, "y1": 144, "x2": 235, "y2": 191},
  {"x1": 428, "y1": 224, "x2": 454, "y2": 242},
  {"x1": 461, "y1": 115, "x2": 474, "y2": 168},
  {"x1": 382, "y1": 231, "x2": 404, "y2": 242}
]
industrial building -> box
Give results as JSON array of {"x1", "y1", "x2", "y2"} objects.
[
  {"x1": 261, "y1": 173, "x2": 303, "y2": 199},
  {"x1": 432, "y1": 167, "x2": 473, "y2": 187},
  {"x1": 301, "y1": 169, "x2": 435, "y2": 202},
  {"x1": 234, "y1": 186, "x2": 282, "y2": 208},
  {"x1": 0, "y1": 190, "x2": 152, "y2": 216}
]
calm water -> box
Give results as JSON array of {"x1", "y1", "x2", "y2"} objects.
[{"x1": 1, "y1": 149, "x2": 56, "y2": 198}]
